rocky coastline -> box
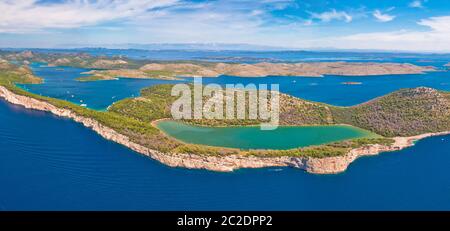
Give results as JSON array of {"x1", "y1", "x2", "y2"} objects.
[{"x1": 1, "y1": 85, "x2": 448, "y2": 174}]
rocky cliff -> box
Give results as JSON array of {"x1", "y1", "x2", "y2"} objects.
[{"x1": 0, "y1": 85, "x2": 447, "y2": 174}]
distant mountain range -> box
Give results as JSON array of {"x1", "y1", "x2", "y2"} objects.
[
  {"x1": 57, "y1": 43, "x2": 293, "y2": 51},
  {"x1": 2, "y1": 43, "x2": 450, "y2": 55},
  {"x1": 46, "y1": 43, "x2": 448, "y2": 54}
]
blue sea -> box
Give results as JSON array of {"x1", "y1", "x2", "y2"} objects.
[{"x1": 1, "y1": 50, "x2": 450, "y2": 210}]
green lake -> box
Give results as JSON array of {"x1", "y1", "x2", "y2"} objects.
[{"x1": 156, "y1": 121, "x2": 380, "y2": 150}]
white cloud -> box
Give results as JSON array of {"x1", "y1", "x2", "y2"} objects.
[
  {"x1": 310, "y1": 9, "x2": 352, "y2": 23},
  {"x1": 417, "y1": 16, "x2": 450, "y2": 32},
  {"x1": 0, "y1": 0, "x2": 296, "y2": 38},
  {"x1": 0, "y1": 0, "x2": 178, "y2": 33},
  {"x1": 115, "y1": 0, "x2": 305, "y2": 45},
  {"x1": 326, "y1": 15, "x2": 450, "y2": 52},
  {"x1": 409, "y1": 0, "x2": 424, "y2": 8},
  {"x1": 129, "y1": 11, "x2": 264, "y2": 44},
  {"x1": 251, "y1": 10, "x2": 265, "y2": 16},
  {"x1": 1, "y1": 0, "x2": 448, "y2": 52},
  {"x1": 373, "y1": 10, "x2": 396, "y2": 22}
]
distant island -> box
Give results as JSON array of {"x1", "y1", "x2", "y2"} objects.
[
  {"x1": 79, "y1": 61, "x2": 435, "y2": 81},
  {"x1": 1, "y1": 50, "x2": 436, "y2": 82}
]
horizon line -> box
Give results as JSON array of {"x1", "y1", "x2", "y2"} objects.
[{"x1": 2, "y1": 46, "x2": 450, "y2": 55}]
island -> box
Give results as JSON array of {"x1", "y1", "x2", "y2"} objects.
[
  {"x1": 78, "y1": 69, "x2": 181, "y2": 81},
  {"x1": 0, "y1": 50, "x2": 436, "y2": 81},
  {"x1": 0, "y1": 57, "x2": 449, "y2": 174},
  {"x1": 77, "y1": 61, "x2": 435, "y2": 81}
]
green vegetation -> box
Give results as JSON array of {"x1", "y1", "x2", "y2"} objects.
[
  {"x1": 74, "y1": 69, "x2": 182, "y2": 82},
  {"x1": 247, "y1": 138, "x2": 394, "y2": 158},
  {"x1": 331, "y1": 88, "x2": 450, "y2": 136},
  {"x1": 110, "y1": 84, "x2": 450, "y2": 138},
  {"x1": 76, "y1": 75, "x2": 116, "y2": 82},
  {"x1": 109, "y1": 84, "x2": 177, "y2": 122},
  {"x1": 0, "y1": 50, "x2": 142, "y2": 69},
  {"x1": 143, "y1": 70, "x2": 179, "y2": 78},
  {"x1": 109, "y1": 84, "x2": 335, "y2": 126},
  {"x1": 107, "y1": 84, "x2": 404, "y2": 157},
  {"x1": 0, "y1": 61, "x2": 42, "y2": 85}
]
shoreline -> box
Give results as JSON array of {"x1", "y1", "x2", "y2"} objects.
[
  {"x1": 152, "y1": 118, "x2": 381, "y2": 131},
  {"x1": 1, "y1": 85, "x2": 449, "y2": 174}
]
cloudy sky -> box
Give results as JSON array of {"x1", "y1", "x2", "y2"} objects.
[{"x1": 0, "y1": 0, "x2": 449, "y2": 51}]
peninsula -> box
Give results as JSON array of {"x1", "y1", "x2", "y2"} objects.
[{"x1": 0, "y1": 58, "x2": 449, "y2": 174}]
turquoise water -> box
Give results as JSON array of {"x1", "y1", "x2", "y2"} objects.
[
  {"x1": 157, "y1": 121, "x2": 378, "y2": 150},
  {"x1": 1, "y1": 98, "x2": 450, "y2": 210}
]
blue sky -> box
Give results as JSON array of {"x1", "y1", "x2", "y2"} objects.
[{"x1": 0, "y1": 0, "x2": 450, "y2": 51}]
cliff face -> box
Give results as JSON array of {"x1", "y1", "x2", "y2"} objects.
[{"x1": 0, "y1": 85, "x2": 447, "y2": 174}]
